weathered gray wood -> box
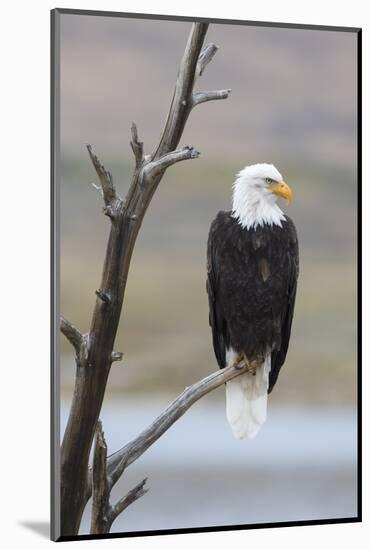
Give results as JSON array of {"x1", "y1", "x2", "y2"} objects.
[
  {"x1": 110, "y1": 478, "x2": 148, "y2": 529},
  {"x1": 106, "y1": 363, "x2": 249, "y2": 491},
  {"x1": 90, "y1": 421, "x2": 111, "y2": 534},
  {"x1": 87, "y1": 144, "x2": 121, "y2": 219},
  {"x1": 60, "y1": 21, "x2": 230, "y2": 536},
  {"x1": 130, "y1": 122, "x2": 144, "y2": 168},
  {"x1": 196, "y1": 43, "x2": 218, "y2": 77},
  {"x1": 83, "y1": 362, "x2": 248, "y2": 501},
  {"x1": 60, "y1": 317, "x2": 82, "y2": 353},
  {"x1": 89, "y1": 421, "x2": 148, "y2": 534},
  {"x1": 192, "y1": 89, "x2": 232, "y2": 107},
  {"x1": 152, "y1": 24, "x2": 208, "y2": 159},
  {"x1": 111, "y1": 351, "x2": 124, "y2": 363},
  {"x1": 144, "y1": 145, "x2": 200, "y2": 179}
]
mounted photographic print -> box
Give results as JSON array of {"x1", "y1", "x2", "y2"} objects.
[{"x1": 51, "y1": 8, "x2": 361, "y2": 542}]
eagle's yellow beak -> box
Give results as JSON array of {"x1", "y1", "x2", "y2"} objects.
[{"x1": 270, "y1": 181, "x2": 293, "y2": 204}]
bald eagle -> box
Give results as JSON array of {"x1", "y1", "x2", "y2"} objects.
[{"x1": 207, "y1": 164, "x2": 299, "y2": 440}]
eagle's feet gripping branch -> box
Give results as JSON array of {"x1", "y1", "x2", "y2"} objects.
[{"x1": 233, "y1": 353, "x2": 257, "y2": 376}]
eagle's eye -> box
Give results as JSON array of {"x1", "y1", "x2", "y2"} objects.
[{"x1": 265, "y1": 177, "x2": 274, "y2": 185}]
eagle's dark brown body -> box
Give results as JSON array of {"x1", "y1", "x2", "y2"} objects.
[{"x1": 206, "y1": 210, "x2": 299, "y2": 393}]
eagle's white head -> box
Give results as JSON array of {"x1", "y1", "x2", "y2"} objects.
[{"x1": 231, "y1": 163, "x2": 292, "y2": 230}]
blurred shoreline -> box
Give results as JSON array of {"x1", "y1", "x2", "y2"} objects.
[{"x1": 60, "y1": 398, "x2": 358, "y2": 534}]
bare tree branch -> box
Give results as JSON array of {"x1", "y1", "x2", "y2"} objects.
[
  {"x1": 60, "y1": 21, "x2": 230, "y2": 536},
  {"x1": 192, "y1": 89, "x2": 232, "y2": 107},
  {"x1": 90, "y1": 421, "x2": 148, "y2": 534},
  {"x1": 110, "y1": 478, "x2": 148, "y2": 527},
  {"x1": 196, "y1": 43, "x2": 218, "y2": 77},
  {"x1": 60, "y1": 317, "x2": 82, "y2": 353},
  {"x1": 107, "y1": 363, "x2": 248, "y2": 488},
  {"x1": 95, "y1": 289, "x2": 111, "y2": 305},
  {"x1": 111, "y1": 351, "x2": 124, "y2": 363},
  {"x1": 90, "y1": 421, "x2": 111, "y2": 534},
  {"x1": 83, "y1": 362, "x2": 249, "y2": 502},
  {"x1": 86, "y1": 145, "x2": 116, "y2": 203},
  {"x1": 151, "y1": 31, "x2": 229, "y2": 159},
  {"x1": 152, "y1": 23, "x2": 209, "y2": 159},
  {"x1": 145, "y1": 145, "x2": 200, "y2": 179},
  {"x1": 87, "y1": 144, "x2": 122, "y2": 219},
  {"x1": 130, "y1": 122, "x2": 144, "y2": 168}
]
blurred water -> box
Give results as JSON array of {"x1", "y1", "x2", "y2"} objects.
[{"x1": 60, "y1": 398, "x2": 358, "y2": 535}]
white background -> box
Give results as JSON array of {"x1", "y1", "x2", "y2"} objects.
[{"x1": 0, "y1": 0, "x2": 368, "y2": 548}]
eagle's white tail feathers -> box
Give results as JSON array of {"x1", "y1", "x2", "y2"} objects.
[{"x1": 225, "y1": 353, "x2": 271, "y2": 440}]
